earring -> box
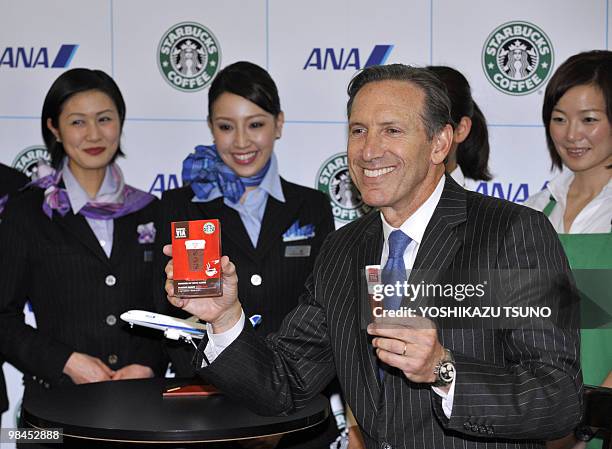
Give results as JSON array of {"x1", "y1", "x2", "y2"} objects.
[{"x1": 56, "y1": 138, "x2": 62, "y2": 143}]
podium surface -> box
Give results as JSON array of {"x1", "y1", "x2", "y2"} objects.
[{"x1": 22, "y1": 378, "x2": 330, "y2": 444}]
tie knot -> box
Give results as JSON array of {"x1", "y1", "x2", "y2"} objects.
[{"x1": 388, "y1": 230, "x2": 412, "y2": 259}]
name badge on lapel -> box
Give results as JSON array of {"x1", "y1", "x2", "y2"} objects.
[{"x1": 285, "y1": 245, "x2": 311, "y2": 258}]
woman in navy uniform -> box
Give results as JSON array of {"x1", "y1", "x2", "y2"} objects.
[
  {"x1": 154, "y1": 61, "x2": 337, "y2": 448},
  {"x1": 0, "y1": 69, "x2": 167, "y2": 445},
  {"x1": 0, "y1": 163, "x2": 28, "y2": 422}
]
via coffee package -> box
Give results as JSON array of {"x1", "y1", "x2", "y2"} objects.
[{"x1": 171, "y1": 219, "x2": 222, "y2": 297}]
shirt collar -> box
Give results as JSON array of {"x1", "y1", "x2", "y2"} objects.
[
  {"x1": 545, "y1": 170, "x2": 573, "y2": 206},
  {"x1": 449, "y1": 165, "x2": 466, "y2": 188},
  {"x1": 546, "y1": 169, "x2": 612, "y2": 205},
  {"x1": 380, "y1": 174, "x2": 446, "y2": 245},
  {"x1": 257, "y1": 153, "x2": 285, "y2": 203},
  {"x1": 62, "y1": 161, "x2": 117, "y2": 213}
]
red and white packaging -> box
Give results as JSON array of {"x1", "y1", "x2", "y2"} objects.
[{"x1": 171, "y1": 219, "x2": 222, "y2": 297}]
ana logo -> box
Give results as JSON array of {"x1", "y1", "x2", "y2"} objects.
[
  {"x1": 149, "y1": 173, "x2": 181, "y2": 196},
  {"x1": 203, "y1": 222, "x2": 216, "y2": 234},
  {"x1": 12, "y1": 146, "x2": 51, "y2": 179},
  {"x1": 0, "y1": 44, "x2": 78, "y2": 69},
  {"x1": 316, "y1": 153, "x2": 372, "y2": 223},
  {"x1": 482, "y1": 21, "x2": 553, "y2": 95},
  {"x1": 158, "y1": 22, "x2": 221, "y2": 92},
  {"x1": 303, "y1": 44, "x2": 393, "y2": 70}
]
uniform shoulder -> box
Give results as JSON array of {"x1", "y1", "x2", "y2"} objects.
[
  {"x1": 280, "y1": 178, "x2": 328, "y2": 204},
  {"x1": 160, "y1": 185, "x2": 193, "y2": 202},
  {"x1": 0, "y1": 164, "x2": 28, "y2": 191},
  {"x1": 3, "y1": 185, "x2": 44, "y2": 218}
]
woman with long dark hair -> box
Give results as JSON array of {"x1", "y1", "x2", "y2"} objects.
[{"x1": 428, "y1": 66, "x2": 492, "y2": 189}]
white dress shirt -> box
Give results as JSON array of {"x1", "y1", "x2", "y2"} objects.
[
  {"x1": 524, "y1": 171, "x2": 612, "y2": 233},
  {"x1": 379, "y1": 175, "x2": 455, "y2": 418},
  {"x1": 449, "y1": 165, "x2": 479, "y2": 192},
  {"x1": 63, "y1": 163, "x2": 117, "y2": 257}
]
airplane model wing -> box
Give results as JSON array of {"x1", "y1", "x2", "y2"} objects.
[{"x1": 120, "y1": 310, "x2": 263, "y2": 344}]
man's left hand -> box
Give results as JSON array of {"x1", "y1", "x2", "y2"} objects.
[{"x1": 368, "y1": 321, "x2": 446, "y2": 388}]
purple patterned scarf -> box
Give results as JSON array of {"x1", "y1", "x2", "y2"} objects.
[
  {"x1": 30, "y1": 163, "x2": 155, "y2": 220},
  {"x1": 0, "y1": 194, "x2": 8, "y2": 216}
]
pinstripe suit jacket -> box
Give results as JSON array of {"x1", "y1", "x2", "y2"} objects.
[
  {"x1": 197, "y1": 176, "x2": 582, "y2": 449},
  {"x1": 153, "y1": 179, "x2": 335, "y2": 376},
  {"x1": 0, "y1": 187, "x2": 167, "y2": 399},
  {"x1": 0, "y1": 164, "x2": 29, "y2": 413}
]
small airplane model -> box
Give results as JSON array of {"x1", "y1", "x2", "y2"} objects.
[{"x1": 120, "y1": 310, "x2": 262, "y2": 344}]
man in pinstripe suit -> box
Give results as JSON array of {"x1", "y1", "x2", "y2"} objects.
[{"x1": 165, "y1": 64, "x2": 582, "y2": 449}]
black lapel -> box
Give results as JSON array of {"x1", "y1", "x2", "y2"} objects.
[
  {"x1": 255, "y1": 179, "x2": 303, "y2": 259},
  {"x1": 194, "y1": 197, "x2": 259, "y2": 262},
  {"x1": 353, "y1": 211, "x2": 384, "y2": 409},
  {"x1": 54, "y1": 212, "x2": 109, "y2": 265},
  {"x1": 412, "y1": 176, "x2": 467, "y2": 271},
  {"x1": 109, "y1": 214, "x2": 132, "y2": 265},
  {"x1": 407, "y1": 177, "x2": 467, "y2": 308}
]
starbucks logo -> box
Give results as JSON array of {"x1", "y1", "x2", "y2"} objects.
[
  {"x1": 316, "y1": 153, "x2": 371, "y2": 223},
  {"x1": 203, "y1": 222, "x2": 216, "y2": 234},
  {"x1": 12, "y1": 145, "x2": 51, "y2": 179},
  {"x1": 482, "y1": 21, "x2": 553, "y2": 95},
  {"x1": 158, "y1": 22, "x2": 221, "y2": 92}
]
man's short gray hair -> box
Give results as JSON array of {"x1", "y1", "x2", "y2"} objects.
[{"x1": 347, "y1": 64, "x2": 455, "y2": 140}]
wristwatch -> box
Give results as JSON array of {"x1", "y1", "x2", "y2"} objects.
[
  {"x1": 574, "y1": 424, "x2": 596, "y2": 442},
  {"x1": 432, "y1": 348, "x2": 455, "y2": 387}
]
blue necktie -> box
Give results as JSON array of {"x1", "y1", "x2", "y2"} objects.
[
  {"x1": 381, "y1": 230, "x2": 412, "y2": 311},
  {"x1": 378, "y1": 230, "x2": 412, "y2": 380}
]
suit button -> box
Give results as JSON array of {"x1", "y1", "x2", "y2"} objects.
[
  {"x1": 250, "y1": 274, "x2": 262, "y2": 286},
  {"x1": 487, "y1": 426, "x2": 494, "y2": 435},
  {"x1": 380, "y1": 443, "x2": 392, "y2": 449},
  {"x1": 108, "y1": 354, "x2": 118, "y2": 365},
  {"x1": 106, "y1": 314, "x2": 117, "y2": 326},
  {"x1": 478, "y1": 425, "x2": 487, "y2": 433},
  {"x1": 463, "y1": 422, "x2": 471, "y2": 430},
  {"x1": 471, "y1": 424, "x2": 479, "y2": 432},
  {"x1": 43, "y1": 382, "x2": 50, "y2": 389},
  {"x1": 105, "y1": 275, "x2": 117, "y2": 287}
]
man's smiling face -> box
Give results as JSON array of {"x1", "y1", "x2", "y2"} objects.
[{"x1": 348, "y1": 79, "x2": 443, "y2": 222}]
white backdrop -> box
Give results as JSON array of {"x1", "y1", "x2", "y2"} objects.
[{"x1": 1, "y1": 0, "x2": 610, "y2": 440}]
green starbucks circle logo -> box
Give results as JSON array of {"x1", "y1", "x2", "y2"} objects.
[
  {"x1": 158, "y1": 21, "x2": 221, "y2": 92},
  {"x1": 12, "y1": 145, "x2": 51, "y2": 179},
  {"x1": 482, "y1": 21, "x2": 554, "y2": 95},
  {"x1": 203, "y1": 222, "x2": 216, "y2": 234},
  {"x1": 316, "y1": 153, "x2": 371, "y2": 223}
]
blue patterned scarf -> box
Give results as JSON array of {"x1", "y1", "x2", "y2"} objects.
[{"x1": 182, "y1": 145, "x2": 271, "y2": 204}]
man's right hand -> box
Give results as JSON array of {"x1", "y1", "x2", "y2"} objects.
[
  {"x1": 163, "y1": 244, "x2": 242, "y2": 333},
  {"x1": 63, "y1": 352, "x2": 115, "y2": 384}
]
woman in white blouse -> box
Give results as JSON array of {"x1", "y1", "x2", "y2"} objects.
[{"x1": 525, "y1": 50, "x2": 611, "y2": 449}]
